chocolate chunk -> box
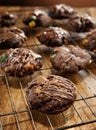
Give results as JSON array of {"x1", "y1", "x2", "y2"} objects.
[
  {"x1": 37, "y1": 26, "x2": 70, "y2": 47},
  {"x1": 26, "y1": 75, "x2": 77, "y2": 114},
  {"x1": 0, "y1": 12, "x2": 17, "y2": 27},
  {"x1": 50, "y1": 45, "x2": 91, "y2": 73},
  {"x1": 48, "y1": 4, "x2": 76, "y2": 19},
  {"x1": 0, "y1": 27, "x2": 26, "y2": 49},
  {"x1": 0, "y1": 48, "x2": 42, "y2": 77},
  {"x1": 22, "y1": 9, "x2": 52, "y2": 27},
  {"x1": 67, "y1": 14, "x2": 96, "y2": 32}
]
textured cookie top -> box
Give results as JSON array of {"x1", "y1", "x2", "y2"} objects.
[
  {"x1": 37, "y1": 26, "x2": 70, "y2": 47},
  {"x1": 0, "y1": 12, "x2": 17, "y2": 27},
  {"x1": 0, "y1": 27, "x2": 26, "y2": 49},
  {"x1": 0, "y1": 48, "x2": 42, "y2": 77},
  {"x1": 82, "y1": 30, "x2": 96, "y2": 51},
  {"x1": 67, "y1": 14, "x2": 96, "y2": 32},
  {"x1": 48, "y1": 4, "x2": 75, "y2": 19},
  {"x1": 51, "y1": 45, "x2": 91, "y2": 73},
  {"x1": 26, "y1": 75, "x2": 77, "y2": 114},
  {"x1": 22, "y1": 9, "x2": 52, "y2": 27}
]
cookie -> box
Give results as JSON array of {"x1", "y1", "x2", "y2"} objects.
[
  {"x1": 0, "y1": 12, "x2": 17, "y2": 27},
  {"x1": 0, "y1": 48, "x2": 42, "y2": 77},
  {"x1": 48, "y1": 4, "x2": 76, "y2": 19},
  {"x1": 26, "y1": 75, "x2": 77, "y2": 114},
  {"x1": 50, "y1": 45, "x2": 91, "y2": 73},
  {"x1": 67, "y1": 14, "x2": 96, "y2": 32},
  {"x1": 82, "y1": 30, "x2": 96, "y2": 51},
  {"x1": 0, "y1": 27, "x2": 26, "y2": 49},
  {"x1": 22, "y1": 9, "x2": 52, "y2": 28},
  {"x1": 37, "y1": 26, "x2": 70, "y2": 47}
]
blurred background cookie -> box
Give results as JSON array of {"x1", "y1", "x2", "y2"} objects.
[
  {"x1": 48, "y1": 4, "x2": 76, "y2": 19},
  {"x1": 0, "y1": 27, "x2": 26, "y2": 49},
  {"x1": 0, "y1": 12, "x2": 17, "y2": 27}
]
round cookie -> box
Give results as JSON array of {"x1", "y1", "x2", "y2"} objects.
[
  {"x1": 0, "y1": 27, "x2": 26, "y2": 49},
  {"x1": 0, "y1": 12, "x2": 17, "y2": 27},
  {"x1": 50, "y1": 45, "x2": 91, "y2": 73},
  {"x1": 22, "y1": 9, "x2": 52, "y2": 28},
  {"x1": 48, "y1": 4, "x2": 76, "y2": 19},
  {"x1": 67, "y1": 14, "x2": 96, "y2": 32},
  {"x1": 37, "y1": 26, "x2": 70, "y2": 47},
  {"x1": 0, "y1": 48, "x2": 42, "y2": 77},
  {"x1": 26, "y1": 75, "x2": 77, "y2": 114}
]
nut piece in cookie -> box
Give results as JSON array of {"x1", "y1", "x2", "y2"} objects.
[
  {"x1": 0, "y1": 27, "x2": 26, "y2": 49},
  {"x1": 22, "y1": 9, "x2": 52, "y2": 28},
  {"x1": 48, "y1": 4, "x2": 76, "y2": 19},
  {"x1": 37, "y1": 26, "x2": 70, "y2": 47},
  {"x1": 0, "y1": 12, "x2": 17, "y2": 27},
  {"x1": 50, "y1": 45, "x2": 91, "y2": 73},
  {"x1": 0, "y1": 48, "x2": 42, "y2": 77},
  {"x1": 26, "y1": 75, "x2": 77, "y2": 114},
  {"x1": 67, "y1": 14, "x2": 96, "y2": 32}
]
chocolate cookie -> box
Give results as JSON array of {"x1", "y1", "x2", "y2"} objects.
[
  {"x1": 82, "y1": 30, "x2": 96, "y2": 51},
  {"x1": 48, "y1": 4, "x2": 76, "y2": 19},
  {"x1": 0, "y1": 12, "x2": 17, "y2": 27},
  {"x1": 26, "y1": 75, "x2": 77, "y2": 114},
  {"x1": 67, "y1": 14, "x2": 96, "y2": 32},
  {"x1": 0, "y1": 27, "x2": 26, "y2": 49},
  {"x1": 0, "y1": 48, "x2": 42, "y2": 77},
  {"x1": 37, "y1": 27, "x2": 70, "y2": 47},
  {"x1": 50, "y1": 45, "x2": 91, "y2": 73},
  {"x1": 22, "y1": 9, "x2": 52, "y2": 28}
]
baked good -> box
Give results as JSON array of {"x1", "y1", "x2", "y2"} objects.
[
  {"x1": 26, "y1": 75, "x2": 77, "y2": 114},
  {"x1": 37, "y1": 26, "x2": 70, "y2": 47},
  {"x1": 0, "y1": 12, "x2": 17, "y2": 27},
  {"x1": 0, "y1": 27, "x2": 26, "y2": 49},
  {"x1": 0, "y1": 48, "x2": 42, "y2": 77},
  {"x1": 50, "y1": 45, "x2": 91, "y2": 73},
  {"x1": 48, "y1": 4, "x2": 76, "y2": 19},
  {"x1": 22, "y1": 9, "x2": 52, "y2": 28},
  {"x1": 82, "y1": 30, "x2": 96, "y2": 51},
  {"x1": 67, "y1": 14, "x2": 96, "y2": 32}
]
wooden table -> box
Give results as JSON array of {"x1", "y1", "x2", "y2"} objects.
[{"x1": 0, "y1": 6, "x2": 96, "y2": 130}]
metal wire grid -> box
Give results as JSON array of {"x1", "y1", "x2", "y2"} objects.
[{"x1": 0, "y1": 38, "x2": 96, "y2": 130}]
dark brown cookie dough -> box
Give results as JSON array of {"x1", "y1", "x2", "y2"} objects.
[
  {"x1": 67, "y1": 14, "x2": 96, "y2": 32},
  {"x1": 37, "y1": 26, "x2": 70, "y2": 47},
  {"x1": 22, "y1": 9, "x2": 52, "y2": 28},
  {"x1": 48, "y1": 4, "x2": 76, "y2": 19},
  {"x1": 0, "y1": 12, "x2": 17, "y2": 27},
  {"x1": 26, "y1": 75, "x2": 77, "y2": 114},
  {"x1": 50, "y1": 45, "x2": 91, "y2": 73},
  {"x1": 0, "y1": 27, "x2": 26, "y2": 49},
  {"x1": 0, "y1": 48, "x2": 42, "y2": 77}
]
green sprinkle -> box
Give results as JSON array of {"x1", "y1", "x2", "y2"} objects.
[
  {"x1": 31, "y1": 15, "x2": 37, "y2": 21},
  {"x1": 0, "y1": 54, "x2": 7, "y2": 62}
]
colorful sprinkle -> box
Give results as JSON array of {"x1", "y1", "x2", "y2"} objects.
[
  {"x1": 29, "y1": 21, "x2": 36, "y2": 27},
  {"x1": 82, "y1": 39, "x2": 88, "y2": 45},
  {"x1": 31, "y1": 15, "x2": 37, "y2": 21},
  {"x1": 0, "y1": 54, "x2": 7, "y2": 62}
]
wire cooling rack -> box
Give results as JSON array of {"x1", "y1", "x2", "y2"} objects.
[{"x1": 0, "y1": 8, "x2": 96, "y2": 130}]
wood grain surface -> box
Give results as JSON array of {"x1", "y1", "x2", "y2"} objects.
[{"x1": 0, "y1": 6, "x2": 96, "y2": 130}]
